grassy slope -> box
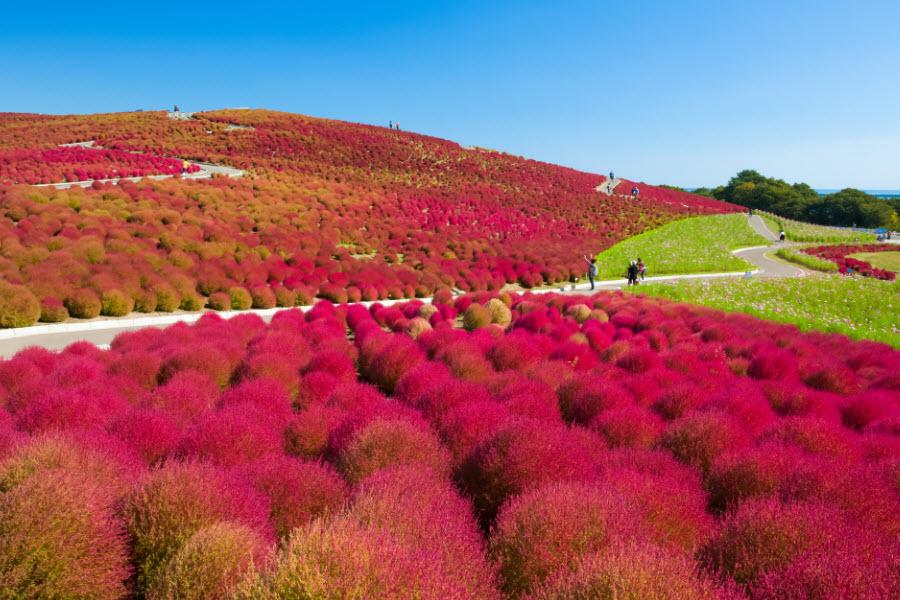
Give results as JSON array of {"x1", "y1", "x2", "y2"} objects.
[
  {"x1": 760, "y1": 211, "x2": 876, "y2": 243},
  {"x1": 592, "y1": 214, "x2": 767, "y2": 279},
  {"x1": 848, "y1": 251, "x2": 900, "y2": 272},
  {"x1": 630, "y1": 275, "x2": 900, "y2": 346}
]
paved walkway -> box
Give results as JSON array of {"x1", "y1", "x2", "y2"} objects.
[
  {"x1": 595, "y1": 177, "x2": 622, "y2": 195},
  {"x1": 748, "y1": 214, "x2": 779, "y2": 241},
  {"x1": 33, "y1": 141, "x2": 245, "y2": 189}
]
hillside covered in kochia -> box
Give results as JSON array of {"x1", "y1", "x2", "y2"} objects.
[{"x1": 0, "y1": 110, "x2": 739, "y2": 325}]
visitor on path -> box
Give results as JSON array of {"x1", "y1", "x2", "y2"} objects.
[
  {"x1": 748, "y1": 207, "x2": 753, "y2": 216},
  {"x1": 583, "y1": 255, "x2": 599, "y2": 290},
  {"x1": 637, "y1": 258, "x2": 646, "y2": 280},
  {"x1": 631, "y1": 186, "x2": 639, "y2": 199},
  {"x1": 395, "y1": 122, "x2": 401, "y2": 131},
  {"x1": 609, "y1": 171, "x2": 615, "y2": 181},
  {"x1": 779, "y1": 231, "x2": 786, "y2": 242},
  {"x1": 627, "y1": 261, "x2": 639, "y2": 286},
  {"x1": 389, "y1": 120, "x2": 393, "y2": 129}
]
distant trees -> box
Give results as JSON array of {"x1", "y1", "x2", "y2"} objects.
[{"x1": 694, "y1": 170, "x2": 897, "y2": 228}]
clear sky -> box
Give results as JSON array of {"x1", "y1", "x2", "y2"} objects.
[{"x1": 2, "y1": 0, "x2": 899, "y2": 189}]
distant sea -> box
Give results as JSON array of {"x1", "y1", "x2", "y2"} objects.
[{"x1": 815, "y1": 189, "x2": 900, "y2": 199}]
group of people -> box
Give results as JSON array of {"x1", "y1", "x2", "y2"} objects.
[
  {"x1": 388, "y1": 121, "x2": 401, "y2": 131},
  {"x1": 582, "y1": 256, "x2": 646, "y2": 290}
]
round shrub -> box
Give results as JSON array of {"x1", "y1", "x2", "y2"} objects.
[
  {"x1": 591, "y1": 405, "x2": 664, "y2": 449},
  {"x1": 239, "y1": 455, "x2": 348, "y2": 540},
  {"x1": 64, "y1": 288, "x2": 101, "y2": 319},
  {"x1": 697, "y1": 498, "x2": 844, "y2": 588},
  {"x1": 109, "y1": 408, "x2": 182, "y2": 465},
  {"x1": 179, "y1": 292, "x2": 205, "y2": 311},
  {"x1": 100, "y1": 288, "x2": 134, "y2": 317},
  {"x1": 228, "y1": 286, "x2": 253, "y2": 310},
  {"x1": 490, "y1": 481, "x2": 645, "y2": 597},
  {"x1": 338, "y1": 418, "x2": 451, "y2": 484},
  {"x1": 39, "y1": 296, "x2": 68, "y2": 323},
  {"x1": 661, "y1": 412, "x2": 748, "y2": 475},
  {"x1": 149, "y1": 371, "x2": 220, "y2": 426},
  {"x1": 157, "y1": 345, "x2": 234, "y2": 389},
  {"x1": 207, "y1": 291, "x2": 231, "y2": 311},
  {"x1": 438, "y1": 399, "x2": 512, "y2": 465},
  {"x1": 406, "y1": 316, "x2": 432, "y2": 339},
  {"x1": 487, "y1": 298, "x2": 512, "y2": 327},
  {"x1": 148, "y1": 521, "x2": 270, "y2": 600},
  {"x1": 154, "y1": 284, "x2": 181, "y2": 312},
  {"x1": 350, "y1": 467, "x2": 500, "y2": 599},
  {"x1": 532, "y1": 542, "x2": 727, "y2": 600},
  {"x1": 463, "y1": 303, "x2": 492, "y2": 331},
  {"x1": 122, "y1": 461, "x2": 272, "y2": 594},
  {"x1": 251, "y1": 286, "x2": 277, "y2": 309},
  {"x1": 274, "y1": 286, "x2": 296, "y2": 307},
  {"x1": 285, "y1": 406, "x2": 346, "y2": 458},
  {"x1": 458, "y1": 419, "x2": 603, "y2": 520},
  {"x1": 133, "y1": 289, "x2": 158, "y2": 313},
  {"x1": 234, "y1": 516, "x2": 471, "y2": 599},
  {"x1": 0, "y1": 430, "x2": 143, "y2": 496},
  {"x1": 178, "y1": 403, "x2": 284, "y2": 467},
  {"x1": 0, "y1": 470, "x2": 131, "y2": 599},
  {"x1": 0, "y1": 282, "x2": 41, "y2": 328}
]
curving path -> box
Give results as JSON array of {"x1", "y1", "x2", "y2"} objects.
[
  {"x1": 0, "y1": 215, "x2": 813, "y2": 357},
  {"x1": 33, "y1": 141, "x2": 245, "y2": 189}
]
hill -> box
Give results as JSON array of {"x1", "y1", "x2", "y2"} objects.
[{"x1": 0, "y1": 110, "x2": 739, "y2": 326}]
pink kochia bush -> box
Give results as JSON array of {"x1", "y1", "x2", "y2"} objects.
[{"x1": 0, "y1": 290, "x2": 897, "y2": 598}]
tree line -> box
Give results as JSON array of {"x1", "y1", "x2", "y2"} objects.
[{"x1": 685, "y1": 170, "x2": 898, "y2": 229}]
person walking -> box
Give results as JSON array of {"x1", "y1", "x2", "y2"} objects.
[
  {"x1": 627, "y1": 260, "x2": 639, "y2": 286},
  {"x1": 779, "y1": 231, "x2": 786, "y2": 242},
  {"x1": 636, "y1": 258, "x2": 646, "y2": 280},
  {"x1": 631, "y1": 186, "x2": 639, "y2": 199},
  {"x1": 583, "y1": 255, "x2": 599, "y2": 290},
  {"x1": 389, "y1": 120, "x2": 393, "y2": 129},
  {"x1": 609, "y1": 170, "x2": 615, "y2": 181}
]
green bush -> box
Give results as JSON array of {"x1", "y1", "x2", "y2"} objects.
[
  {"x1": 274, "y1": 287, "x2": 296, "y2": 307},
  {"x1": 463, "y1": 303, "x2": 492, "y2": 331},
  {"x1": 250, "y1": 286, "x2": 276, "y2": 309},
  {"x1": 65, "y1": 289, "x2": 102, "y2": 319},
  {"x1": 39, "y1": 297, "x2": 69, "y2": 323},
  {"x1": 760, "y1": 211, "x2": 876, "y2": 243},
  {"x1": 487, "y1": 298, "x2": 512, "y2": 327},
  {"x1": 229, "y1": 287, "x2": 253, "y2": 310},
  {"x1": 154, "y1": 284, "x2": 181, "y2": 313},
  {"x1": 774, "y1": 248, "x2": 838, "y2": 272},
  {"x1": 180, "y1": 293, "x2": 205, "y2": 312},
  {"x1": 0, "y1": 282, "x2": 41, "y2": 328},
  {"x1": 133, "y1": 289, "x2": 159, "y2": 313},
  {"x1": 207, "y1": 292, "x2": 232, "y2": 311},
  {"x1": 101, "y1": 289, "x2": 135, "y2": 317}
]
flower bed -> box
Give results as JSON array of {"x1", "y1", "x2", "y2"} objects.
[
  {"x1": 803, "y1": 244, "x2": 898, "y2": 280},
  {"x1": 0, "y1": 291, "x2": 897, "y2": 597},
  {"x1": 0, "y1": 146, "x2": 199, "y2": 185}
]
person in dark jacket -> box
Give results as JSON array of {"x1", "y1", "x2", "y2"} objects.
[
  {"x1": 627, "y1": 261, "x2": 639, "y2": 286},
  {"x1": 584, "y1": 255, "x2": 599, "y2": 290}
]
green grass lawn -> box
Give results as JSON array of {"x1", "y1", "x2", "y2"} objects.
[
  {"x1": 629, "y1": 274, "x2": 900, "y2": 346},
  {"x1": 847, "y1": 251, "x2": 900, "y2": 273},
  {"x1": 759, "y1": 211, "x2": 876, "y2": 243},
  {"x1": 774, "y1": 247, "x2": 838, "y2": 272},
  {"x1": 593, "y1": 214, "x2": 767, "y2": 279}
]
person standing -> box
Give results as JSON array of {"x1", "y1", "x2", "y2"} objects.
[
  {"x1": 609, "y1": 170, "x2": 615, "y2": 181},
  {"x1": 779, "y1": 231, "x2": 786, "y2": 242},
  {"x1": 583, "y1": 255, "x2": 599, "y2": 290},
  {"x1": 389, "y1": 120, "x2": 393, "y2": 129},
  {"x1": 627, "y1": 261, "x2": 639, "y2": 286},
  {"x1": 636, "y1": 258, "x2": 646, "y2": 280}
]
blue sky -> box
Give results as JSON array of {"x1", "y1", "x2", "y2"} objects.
[{"x1": 2, "y1": 0, "x2": 899, "y2": 188}]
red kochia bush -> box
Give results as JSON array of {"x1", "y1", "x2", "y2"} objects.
[
  {"x1": 239, "y1": 455, "x2": 348, "y2": 540},
  {"x1": 0, "y1": 469, "x2": 131, "y2": 599},
  {"x1": 359, "y1": 334, "x2": 425, "y2": 393},
  {"x1": 490, "y1": 481, "x2": 646, "y2": 597},
  {"x1": 458, "y1": 418, "x2": 603, "y2": 520},
  {"x1": 123, "y1": 460, "x2": 273, "y2": 594},
  {"x1": 149, "y1": 521, "x2": 270, "y2": 600},
  {"x1": 178, "y1": 402, "x2": 284, "y2": 467},
  {"x1": 147, "y1": 371, "x2": 220, "y2": 426},
  {"x1": 697, "y1": 498, "x2": 851, "y2": 589},
  {"x1": 531, "y1": 542, "x2": 729, "y2": 600},
  {"x1": 108, "y1": 408, "x2": 182, "y2": 465},
  {"x1": 0, "y1": 282, "x2": 41, "y2": 328},
  {"x1": 157, "y1": 344, "x2": 235, "y2": 389},
  {"x1": 661, "y1": 412, "x2": 749, "y2": 474},
  {"x1": 350, "y1": 467, "x2": 500, "y2": 599},
  {"x1": 337, "y1": 418, "x2": 451, "y2": 484}
]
